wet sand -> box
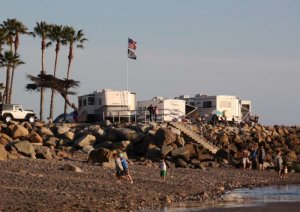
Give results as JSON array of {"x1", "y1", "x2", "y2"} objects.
[
  {"x1": 0, "y1": 158, "x2": 300, "y2": 211},
  {"x1": 204, "y1": 202, "x2": 300, "y2": 212}
]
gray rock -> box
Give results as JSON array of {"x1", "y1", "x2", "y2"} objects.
[
  {"x1": 14, "y1": 141, "x2": 35, "y2": 156},
  {"x1": 12, "y1": 125, "x2": 29, "y2": 139},
  {"x1": 75, "y1": 134, "x2": 96, "y2": 147},
  {"x1": 154, "y1": 128, "x2": 176, "y2": 147},
  {"x1": 0, "y1": 144, "x2": 7, "y2": 160}
]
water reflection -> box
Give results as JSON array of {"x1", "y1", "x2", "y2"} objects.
[{"x1": 167, "y1": 184, "x2": 300, "y2": 211}]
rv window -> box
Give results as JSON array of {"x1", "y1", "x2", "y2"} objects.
[
  {"x1": 88, "y1": 97, "x2": 95, "y2": 105},
  {"x1": 203, "y1": 101, "x2": 212, "y2": 108},
  {"x1": 83, "y1": 99, "x2": 87, "y2": 106},
  {"x1": 99, "y1": 98, "x2": 102, "y2": 105},
  {"x1": 242, "y1": 104, "x2": 250, "y2": 112},
  {"x1": 79, "y1": 99, "x2": 82, "y2": 107}
]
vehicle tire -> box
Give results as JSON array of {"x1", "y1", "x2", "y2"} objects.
[
  {"x1": 27, "y1": 115, "x2": 35, "y2": 123},
  {"x1": 4, "y1": 115, "x2": 12, "y2": 123}
]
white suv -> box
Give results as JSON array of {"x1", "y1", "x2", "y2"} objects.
[{"x1": 0, "y1": 104, "x2": 36, "y2": 123}]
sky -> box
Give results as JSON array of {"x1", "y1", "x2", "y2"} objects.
[{"x1": 0, "y1": 0, "x2": 299, "y2": 125}]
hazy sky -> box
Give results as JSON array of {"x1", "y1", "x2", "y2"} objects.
[{"x1": 0, "y1": 0, "x2": 299, "y2": 125}]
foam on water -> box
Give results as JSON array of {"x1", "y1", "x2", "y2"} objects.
[{"x1": 165, "y1": 184, "x2": 300, "y2": 212}]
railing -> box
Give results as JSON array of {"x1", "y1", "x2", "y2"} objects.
[{"x1": 92, "y1": 108, "x2": 186, "y2": 123}]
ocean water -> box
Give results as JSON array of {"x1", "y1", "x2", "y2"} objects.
[{"x1": 165, "y1": 184, "x2": 300, "y2": 212}]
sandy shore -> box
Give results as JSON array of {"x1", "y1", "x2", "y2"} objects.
[{"x1": 0, "y1": 158, "x2": 300, "y2": 211}]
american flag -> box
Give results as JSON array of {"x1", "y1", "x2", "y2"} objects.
[
  {"x1": 128, "y1": 49, "x2": 137, "y2": 60},
  {"x1": 128, "y1": 38, "x2": 137, "y2": 50}
]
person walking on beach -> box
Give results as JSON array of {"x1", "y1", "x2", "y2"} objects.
[
  {"x1": 275, "y1": 150, "x2": 283, "y2": 178},
  {"x1": 160, "y1": 159, "x2": 168, "y2": 181},
  {"x1": 250, "y1": 146, "x2": 258, "y2": 170},
  {"x1": 119, "y1": 153, "x2": 134, "y2": 183},
  {"x1": 113, "y1": 153, "x2": 125, "y2": 182},
  {"x1": 153, "y1": 105, "x2": 159, "y2": 122},
  {"x1": 258, "y1": 145, "x2": 266, "y2": 170},
  {"x1": 242, "y1": 149, "x2": 251, "y2": 169},
  {"x1": 147, "y1": 104, "x2": 154, "y2": 122}
]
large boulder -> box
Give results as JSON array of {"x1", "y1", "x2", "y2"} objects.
[
  {"x1": 0, "y1": 144, "x2": 8, "y2": 160},
  {"x1": 161, "y1": 145, "x2": 173, "y2": 156},
  {"x1": 86, "y1": 125, "x2": 105, "y2": 136},
  {"x1": 14, "y1": 141, "x2": 35, "y2": 157},
  {"x1": 44, "y1": 137, "x2": 60, "y2": 147},
  {"x1": 56, "y1": 124, "x2": 70, "y2": 135},
  {"x1": 0, "y1": 132, "x2": 12, "y2": 145},
  {"x1": 154, "y1": 128, "x2": 176, "y2": 147},
  {"x1": 35, "y1": 146, "x2": 53, "y2": 160},
  {"x1": 87, "y1": 148, "x2": 115, "y2": 165},
  {"x1": 12, "y1": 125, "x2": 29, "y2": 139},
  {"x1": 115, "y1": 128, "x2": 139, "y2": 141},
  {"x1": 39, "y1": 127, "x2": 54, "y2": 136},
  {"x1": 64, "y1": 131, "x2": 75, "y2": 140},
  {"x1": 75, "y1": 134, "x2": 96, "y2": 147},
  {"x1": 29, "y1": 132, "x2": 43, "y2": 143},
  {"x1": 133, "y1": 135, "x2": 152, "y2": 156},
  {"x1": 171, "y1": 144, "x2": 195, "y2": 159}
]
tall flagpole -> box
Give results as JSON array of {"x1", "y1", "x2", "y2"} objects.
[{"x1": 126, "y1": 54, "x2": 129, "y2": 91}]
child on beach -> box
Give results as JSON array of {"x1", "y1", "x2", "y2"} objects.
[
  {"x1": 119, "y1": 153, "x2": 134, "y2": 184},
  {"x1": 160, "y1": 159, "x2": 167, "y2": 181},
  {"x1": 282, "y1": 165, "x2": 288, "y2": 179}
]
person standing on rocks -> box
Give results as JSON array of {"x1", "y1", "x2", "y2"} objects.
[
  {"x1": 275, "y1": 150, "x2": 283, "y2": 178},
  {"x1": 119, "y1": 153, "x2": 133, "y2": 183},
  {"x1": 153, "y1": 105, "x2": 159, "y2": 122},
  {"x1": 147, "y1": 104, "x2": 154, "y2": 122},
  {"x1": 258, "y1": 145, "x2": 266, "y2": 170}
]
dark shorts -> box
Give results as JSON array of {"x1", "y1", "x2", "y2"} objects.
[
  {"x1": 258, "y1": 158, "x2": 264, "y2": 164},
  {"x1": 116, "y1": 170, "x2": 126, "y2": 177}
]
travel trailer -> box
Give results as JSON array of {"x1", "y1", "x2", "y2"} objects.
[
  {"x1": 193, "y1": 94, "x2": 251, "y2": 123},
  {"x1": 137, "y1": 97, "x2": 185, "y2": 122},
  {"x1": 78, "y1": 89, "x2": 136, "y2": 122}
]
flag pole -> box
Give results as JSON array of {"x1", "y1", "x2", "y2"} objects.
[{"x1": 126, "y1": 55, "x2": 129, "y2": 91}]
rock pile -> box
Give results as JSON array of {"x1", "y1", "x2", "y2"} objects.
[{"x1": 0, "y1": 121, "x2": 299, "y2": 171}]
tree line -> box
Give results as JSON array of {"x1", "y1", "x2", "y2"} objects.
[{"x1": 0, "y1": 18, "x2": 87, "y2": 121}]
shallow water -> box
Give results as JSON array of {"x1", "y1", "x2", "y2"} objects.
[{"x1": 165, "y1": 184, "x2": 300, "y2": 212}]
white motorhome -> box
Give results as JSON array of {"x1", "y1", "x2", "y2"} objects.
[
  {"x1": 78, "y1": 89, "x2": 136, "y2": 122},
  {"x1": 194, "y1": 94, "x2": 251, "y2": 123},
  {"x1": 137, "y1": 97, "x2": 185, "y2": 122}
]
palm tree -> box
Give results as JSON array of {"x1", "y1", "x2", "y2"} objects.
[
  {"x1": 0, "y1": 83, "x2": 4, "y2": 103},
  {"x1": 0, "y1": 27, "x2": 9, "y2": 56},
  {"x1": 0, "y1": 19, "x2": 15, "y2": 52},
  {"x1": 33, "y1": 21, "x2": 52, "y2": 121},
  {"x1": 9, "y1": 20, "x2": 29, "y2": 104},
  {"x1": 1, "y1": 19, "x2": 29, "y2": 103},
  {"x1": 26, "y1": 73, "x2": 79, "y2": 110},
  {"x1": 48, "y1": 24, "x2": 66, "y2": 120},
  {"x1": 0, "y1": 51, "x2": 24, "y2": 104},
  {"x1": 62, "y1": 26, "x2": 87, "y2": 116}
]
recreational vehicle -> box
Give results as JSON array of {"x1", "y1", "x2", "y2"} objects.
[
  {"x1": 137, "y1": 97, "x2": 185, "y2": 122},
  {"x1": 78, "y1": 89, "x2": 136, "y2": 122},
  {"x1": 194, "y1": 94, "x2": 251, "y2": 123}
]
